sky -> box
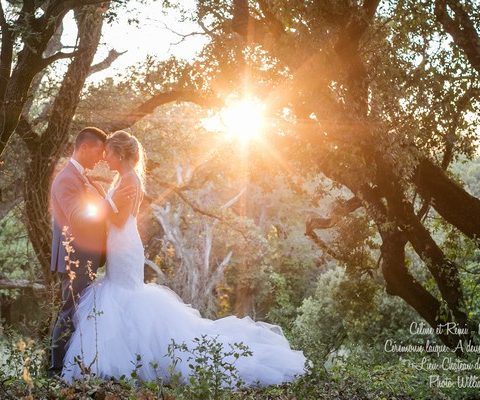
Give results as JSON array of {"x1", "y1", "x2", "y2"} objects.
[{"x1": 61, "y1": 1, "x2": 209, "y2": 82}]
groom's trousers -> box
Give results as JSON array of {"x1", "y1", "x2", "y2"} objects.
[{"x1": 49, "y1": 267, "x2": 93, "y2": 374}]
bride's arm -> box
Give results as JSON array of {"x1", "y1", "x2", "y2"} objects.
[
  {"x1": 83, "y1": 182, "x2": 136, "y2": 221},
  {"x1": 108, "y1": 174, "x2": 141, "y2": 228}
]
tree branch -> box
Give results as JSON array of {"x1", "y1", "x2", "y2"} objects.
[
  {"x1": 20, "y1": 0, "x2": 36, "y2": 16},
  {"x1": 0, "y1": 279, "x2": 45, "y2": 291},
  {"x1": 88, "y1": 49, "x2": 126, "y2": 75},
  {"x1": 106, "y1": 91, "x2": 222, "y2": 132},
  {"x1": 16, "y1": 116, "x2": 39, "y2": 153},
  {"x1": 435, "y1": 0, "x2": 480, "y2": 73},
  {"x1": 414, "y1": 157, "x2": 480, "y2": 243},
  {"x1": 44, "y1": 0, "x2": 109, "y2": 21},
  {"x1": 144, "y1": 258, "x2": 167, "y2": 283},
  {"x1": 40, "y1": 50, "x2": 79, "y2": 68},
  {"x1": 257, "y1": 0, "x2": 285, "y2": 39},
  {"x1": 378, "y1": 227, "x2": 460, "y2": 349},
  {"x1": 232, "y1": 0, "x2": 283, "y2": 46},
  {"x1": 377, "y1": 160, "x2": 471, "y2": 330},
  {"x1": 334, "y1": 0, "x2": 381, "y2": 114},
  {"x1": 153, "y1": 180, "x2": 250, "y2": 241},
  {"x1": 306, "y1": 196, "x2": 363, "y2": 229},
  {"x1": 305, "y1": 219, "x2": 343, "y2": 260}
]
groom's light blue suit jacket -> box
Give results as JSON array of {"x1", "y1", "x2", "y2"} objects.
[{"x1": 50, "y1": 161, "x2": 107, "y2": 273}]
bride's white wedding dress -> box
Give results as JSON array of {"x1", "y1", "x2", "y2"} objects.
[{"x1": 61, "y1": 188, "x2": 306, "y2": 386}]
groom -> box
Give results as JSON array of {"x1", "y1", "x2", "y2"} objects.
[{"x1": 48, "y1": 127, "x2": 135, "y2": 377}]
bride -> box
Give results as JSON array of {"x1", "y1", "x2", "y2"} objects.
[{"x1": 61, "y1": 130, "x2": 306, "y2": 386}]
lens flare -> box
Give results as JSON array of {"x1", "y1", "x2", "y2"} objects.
[
  {"x1": 85, "y1": 203, "x2": 98, "y2": 218},
  {"x1": 202, "y1": 98, "x2": 265, "y2": 142}
]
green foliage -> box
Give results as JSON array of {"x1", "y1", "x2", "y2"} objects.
[
  {"x1": 2, "y1": 324, "x2": 477, "y2": 400},
  {"x1": 2, "y1": 1, "x2": 480, "y2": 398},
  {"x1": 0, "y1": 331, "x2": 46, "y2": 381},
  {"x1": 453, "y1": 156, "x2": 480, "y2": 199},
  {"x1": 292, "y1": 268, "x2": 347, "y2": 365},
  {"x1": 293, "y1": 267, "x2": 419, "y2": 366},
  {"x1": 366, "y1": 0, "x2": 480, "y2": 166},
  {"x1": 1, "y1": 330, "x2": 258, "y2": 400},
  {"x1": 0, "y1": 208, "x2": 39, "y2": 305},
  {"x1": 166, "y1": 335, "x2": 253, "y2": 399},
  {"x1": 0, "y1": 208, "x2": 34, "y2": 280}
]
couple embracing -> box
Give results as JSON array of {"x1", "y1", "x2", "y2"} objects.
[{"x1": 48, "y1": 127, "x2": 306, "y2": 386}]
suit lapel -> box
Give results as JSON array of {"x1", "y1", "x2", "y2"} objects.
[
  {"x1": 65, "y1": 160, "x2": 86, "y2": 183},
  {"x1": 67, "y1": 161, "x2": 106, "y2": 197}
]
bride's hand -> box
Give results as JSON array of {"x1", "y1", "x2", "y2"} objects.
[{"x1": 112, "y1": 185, "x2": 137, "y2": 208}]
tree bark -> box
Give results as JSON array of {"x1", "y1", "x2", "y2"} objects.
[
  {"x1": 0, "y1": 0, "x2": 107, "y2": 157},
  {"x1": 372, "y1": 158, "x2": 469, "y2": 325},
  {"x1": 21, "y1": 5, "x2": 105, "y2": 284},
  {"x1": 104, "y1": 91, "x2": 221, "y2": 132},
  {"x1": 435, "y1": 0, "x2": 480, "y2": 74},
  {"x1": 414, "y1": 157, "x2": 480, "y2": 243},
  {"x1": 378, "y1": 228, "x2": 462, "y2": 349},
  {"x1": 0, "y1": 279, "x2": 46, "y2": 291}
]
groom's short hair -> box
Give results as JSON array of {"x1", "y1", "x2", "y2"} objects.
[{"x1": 75, "y1": 127, "x2": 107, "y2": 149}]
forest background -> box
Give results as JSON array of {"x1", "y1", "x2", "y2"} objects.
[{"x1": 1, "y1": 0, "x2": 480, "y2": 399}]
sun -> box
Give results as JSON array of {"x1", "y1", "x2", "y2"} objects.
[
  {"x1": 202, "y1": 98, "x2": 265, "y2": 142},
  {"x1": 220, "y1": 99, "x2": 265, "y2": 140}
]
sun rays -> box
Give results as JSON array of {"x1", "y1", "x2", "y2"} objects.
[
  {"x1": 201, "y1": 97, "x2": 266, "y2": 143},
  {"x1": 200, "y1": 95, "x2": 298, "y2": 177},
  {"x1": 151, "y1": 94, "x2": 300, "y2": 219}
]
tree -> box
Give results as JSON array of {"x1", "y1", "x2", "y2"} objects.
[
  {"x1": 159, "y1": 0, "x2": 480, "y2": 348},
  {"x1": 0, "y1": 1, "x2": 220, "y2": 287},
  {"x1": 435, "y1": 0, "x2": 480, "y2": 73},
  {"x1": 3, "y1": 0, "x2": 479, "y2": 350},
  {"x1": 0, "y1": 0, "x2": 110, "y2": 156}
]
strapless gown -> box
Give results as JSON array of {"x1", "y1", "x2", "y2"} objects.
[{"x1": 61, "y1": 212, "x2": 306, "y2": 386}]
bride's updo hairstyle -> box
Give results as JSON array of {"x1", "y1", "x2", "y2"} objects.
[{"x1": 106, "y1": 130, "x2": 146, "y2": 190}]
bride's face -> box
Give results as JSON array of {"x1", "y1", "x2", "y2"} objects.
[{"x1": 104, "y1": 145, "x2": 122, "y2": 171}]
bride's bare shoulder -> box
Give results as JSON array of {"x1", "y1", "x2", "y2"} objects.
[
  {"x1": 119, "y1": 171, "x2": 141, "y2": 190},
  {"x1": 119, "y1": 171, "x2": 144, "y2": 210}
]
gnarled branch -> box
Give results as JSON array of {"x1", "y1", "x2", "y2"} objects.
[
  {"x1": 106, "y1": 91, "x2": 222, "y2": 132},
  {"x1": 40, "y1": 50, "x2": 79, "y2": 68},
  {"x1": 435, "y1": 0, "x2": 480, "y2": 73},
  {"x1": 306, "y1": 196, "x2": 362, "y2": 229},
  {"x1": 89, "y1": 48, "x2": 127, "y2": 75},
  {"x1": 0, "y1": 279, "x2": 46, "y2": 291}
]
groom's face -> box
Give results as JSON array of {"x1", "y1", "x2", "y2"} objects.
[{"x1": 82, "y1": 140, "x2": 105, "y2": 169}]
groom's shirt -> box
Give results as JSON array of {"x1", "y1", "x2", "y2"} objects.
[{"x1": 70, "y1": 157, "x2": 85, "y2": 176}]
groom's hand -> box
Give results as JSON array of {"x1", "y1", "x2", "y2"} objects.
[{"x1": 112, "y1": 185, "x2": 137, "y2": 208}]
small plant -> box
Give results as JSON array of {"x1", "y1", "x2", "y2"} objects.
[
  {"x1": 59, "y1": 228, "x2": 106, "y2": 399},
  {"x1": 166, "y1": 334, "x2": 253, "y2": 399},
  {"x1": 166, "y1": 338, "x2": 184, "y2": 388},
  {"x1": 0, "y1": 329, "x2": 46, "y2": 398},
  {"x1": 130, "y1": 353, "x2": 143, "y2": 381}
]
